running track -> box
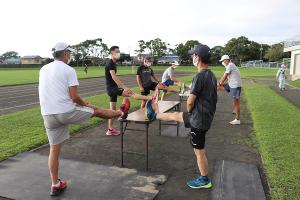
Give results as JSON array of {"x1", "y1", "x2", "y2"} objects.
[{"x1": 0, "y1": 71, "x2": 193, "y2": 115}]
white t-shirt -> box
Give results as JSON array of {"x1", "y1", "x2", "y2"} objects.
[
  {"x1": 39, "y1": 60, "x2": 79, "y2": 115},
  {"x1": 162, "y1": 67, "x2": 174, "y2": 83},
  {"x1": 225, "y1": 62, "x2": 242, "y2": 88}
]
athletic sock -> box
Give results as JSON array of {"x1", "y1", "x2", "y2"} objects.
[
  {"x1": 201, "y1": 176, "x2": 209, "y2": 181},
  {"x1": 52, "y1": 181, "x2": 60, "y2": 187}
]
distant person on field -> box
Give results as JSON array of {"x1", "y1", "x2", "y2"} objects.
[
  {"x1": 276, "y1": 64, "x2": 287, "y2": 91},
  {"x1": 39, "y1": 42, "x2": 130, "y2": 196},
  {"x1": 218, "y1": 55, "x2": 242, "y2": 125}
]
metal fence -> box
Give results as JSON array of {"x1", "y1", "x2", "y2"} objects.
[{"x1": 241, "y1": 59, "x2": 290, "y2": 69}]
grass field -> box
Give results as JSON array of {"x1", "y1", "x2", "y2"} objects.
[
  {"x1": 0, "y1": 87, "x2": 141, "y2": 161},
  {"x1": 289, "y1": 79, "x2": 300, "y2": 88},
  {"x1": 0, "y1": 65, "x2": 280, "y2": 86},
  {"x1": 244, "y1": 85, "x2": 300, "y2": 200}
]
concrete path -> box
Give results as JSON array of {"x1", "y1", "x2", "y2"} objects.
[
  {"x1": 0, "y1": 90, "x2": 267, "y2": 200},
  {"x1": 0, "y1": 153, "x2": 166, "y2": 200}
]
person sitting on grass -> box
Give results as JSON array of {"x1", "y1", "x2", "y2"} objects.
[
  {"x1": 161, "y1": 60, "x2": 190, "y2": 100},
  {"x1": 39, "y1": 42, "x2": 131, "y2": 196},
  {"x1": 136, "y1": 56, "x2": 178, "y2": 108},
  {"x1": 145, "y1": 44, "x2": 218, "y2": 189},
  {"x1": 105, "y1": 46, "x2": 157, "y2": 136}
]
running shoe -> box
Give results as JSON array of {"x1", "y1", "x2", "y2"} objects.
[
  {"x1": 229, "y1": 119, "x2": 241, "y2": 125},
  {"x1": 106, "y1": 128, "x2": 121, "y2": 136},
  {"x1": 50, "y1": 179, "x2": 67, "y2": 196},
  {"x1": 145, "y1": 100, "x2": 156, "y2": 121},
  {"x1": 187, "y1": 176, "x2": 212, "y2": 189}
]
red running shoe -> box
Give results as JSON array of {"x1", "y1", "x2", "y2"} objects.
[
  {"x1": 120, "y1": 98, "x2": 130, "y2": 119},
  {"x1": 50, "y1": 179, "x2": 67, "y2": 196}
]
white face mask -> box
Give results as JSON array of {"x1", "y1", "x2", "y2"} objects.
[
  {"x1": 222, "y1": 61, "x2": 226, "y2": 66},
  {"x1": 115, "y1": 52, "x2": 121, "y2": 60},
  {"x1": 146, "y1": 63, "x2": 151, "y2": 67},
  {"x1": 193, "y1": 56, "x2": 198, "y2": 67},
  {"x1": 67, "y1": 55, "x2": 72, "y2": 64}
]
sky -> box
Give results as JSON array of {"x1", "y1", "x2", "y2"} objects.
[{"x1": 0, "y1": 0, "x2": 299, "y2": 57}]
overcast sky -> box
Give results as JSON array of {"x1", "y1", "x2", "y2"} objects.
[{"x1": 1, "y1": 0, "x2": 299, "y2": 57}]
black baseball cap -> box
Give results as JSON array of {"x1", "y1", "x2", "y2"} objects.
[{"x1": 188, "y1": 44, "x2": 211, "y2": 60}]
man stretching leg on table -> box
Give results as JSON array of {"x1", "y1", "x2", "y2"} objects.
[
  {"x1": 145, "y1": 44, "x2": 217, "y2": 189},
  {"x1": 39, "y1": 42, "x2": 130, "y2": 196}
]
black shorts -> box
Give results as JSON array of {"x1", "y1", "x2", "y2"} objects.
[
  {"x1": 141, "y1": 82, "x2": 158, "y2": 96},
  {"x1": 183, "y1": 112, "x2": 207, "y2": 149},
  {"x1": 107, "y1": 87, "x2": 124, "y2": 102}
]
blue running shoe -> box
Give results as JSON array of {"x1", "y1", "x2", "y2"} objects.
[
  {"x1": 187, "y1": 176, "x2": 212, "y2": 189},
  {"x1": 145, "y1": 100, "x2": 156, "y2": 121}
]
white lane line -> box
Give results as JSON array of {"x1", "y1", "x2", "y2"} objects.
[{"x1": 0, "y1": 102, "x2": 39, "y2": 111}]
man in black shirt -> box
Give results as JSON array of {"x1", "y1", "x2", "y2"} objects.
[
  {"x1": 136, "y1": 57, "x2": 179, "y2": 108},
  {"x1": 145, "y1": 44, "x2": 217, "y2": 189},
  {"x1": 105, "y1": 46, "x2": 155, "y2": 136}
]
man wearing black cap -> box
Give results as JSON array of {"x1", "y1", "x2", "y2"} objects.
[{"x1": 144, "y1": 44, "x2": 217, "y2": 189}]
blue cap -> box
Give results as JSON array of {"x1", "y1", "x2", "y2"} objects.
[{"x1": 188, "y1": 44, "x2": 211, "y2": 60}]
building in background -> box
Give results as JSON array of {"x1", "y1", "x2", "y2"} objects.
[
  {"x1": 284, "y1": 36, "x2": 300, "y2": 80},
  {"x1": 21, "y1": 55, "x2": 44, "y2": 65},
  {"x1": 157, "y1": 54, "x2": 179, "y2": 65}
]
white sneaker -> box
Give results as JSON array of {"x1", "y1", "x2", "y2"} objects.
[{"x1": 229, "y1": 119, "x2": 241, "y2": 125}]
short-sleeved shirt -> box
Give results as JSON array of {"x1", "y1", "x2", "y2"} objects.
[
  {"x1": 162, "y1": 67, "x2": 174, "y2": 83},
  {"x1": 105, "y1": 59, "x2": 118, "y2": 90},
  {"x1": 39, "y1": 60, "x2": 79, "y2": 115},
  {"x1": 136, "y1": 65, "x2": 154, "y2": 88},
  {"x1": 276, "y1": 69, "x2": 286, "y2": 79},
  {"x1": 225, "y1": 62, "x2": 242, "y2": 88},
  {"x1": 189, "y1": 69, "x2": 218, "y2": 130}
]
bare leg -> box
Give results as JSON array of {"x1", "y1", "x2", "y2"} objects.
[
  {"x1": 194, "y1": 149, "x2": 208, "y2": 176},
  {"x1": 122, "y1": 90, "x2": 150, "y2": 101},
  {"x1": 49, "y1": 144, "x2": 61, "y2": 185},
  {"x1": 161, "y1": 92, "x2": 167, "y2": 101},
  {"x1": 93, "y1": 108, "x2": 122, "y2": 119},
  {"x1": 233, "y1": 99, "x2": 240, "y2": 119},
  {"x1": 141, "y1": 100, "x2": 146, "y2": 109},
  {"x1": 156, "y1": 112, "x2": 184, "y2": 123},
  {"x1": 108, "y1": 102, "x2": 116, "y2": 130}
]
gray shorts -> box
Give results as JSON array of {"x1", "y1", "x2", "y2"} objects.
[{"x1": 42, "y1": 106, "x2": 94, "y2": 145}]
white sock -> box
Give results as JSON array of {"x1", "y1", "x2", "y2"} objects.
[{"x1": 52, "y1": 181, "x2": 60, "y2": 187}]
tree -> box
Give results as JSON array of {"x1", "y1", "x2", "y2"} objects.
[
  {"x1": 210, "y1": 46, "x2": 224, "y2": 65},
  {"x1": 175, "y1": 40, "x2": 200, "y2": 64},
  {"x1": 0, "y1": 51, "x2": 20, "y2": 61},
  {"x1": 223, "y1": 36, "x2": 266, "y2": 65},
  {"x1": 264, "y1": 43, "x2": 290, "y2": 62},
  {"x1": 150, "y1": 38, "x2": 168, "y2": 63},
  {"x1": 134, "y1": 40, "x2": 147, "y2": 59},
  {"x1": 72, "y1": 38, "x2": 108, "y2": 66}
]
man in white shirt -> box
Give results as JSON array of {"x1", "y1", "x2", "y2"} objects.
[
  {"x1": 161, "y1": 61, "x2": 188, "y2": 100},
  {"x1": 39, "y1": 42, "x2": 130, "y2": 196},
  {"x1": 218, "y1": 55, "x2": 242, "y2": 125}
]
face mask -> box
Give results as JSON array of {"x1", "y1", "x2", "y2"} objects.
[
  {"x1": 67, "y1": 58, "x2": 72, "y2": 64},
  {"x1": 193, "y1": 56, "x2": 198, "y2": 67},
  {"x1": 222, "y1": 61, "x2": 226, "y2": 66},
  {"x1": 146, "y1": 63, "x2": 151, "y2": 67},
  {"x1": 115, "y1": 53, "x2": 121, "y2": 60}
]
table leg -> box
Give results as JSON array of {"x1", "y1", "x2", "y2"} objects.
[
  {"x1": 146, "y1": 123, "x2": 149, "y2": 171},
  {"x1": 120, "y1": 121, "x2": 124, "y2": 167},
  {"x1": 159, "y1": 120, "x2": 161, "y2": 136}
]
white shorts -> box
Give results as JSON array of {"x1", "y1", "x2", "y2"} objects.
[{"x1": 42, "y1": 106, "x2": 94, "y2": 145}]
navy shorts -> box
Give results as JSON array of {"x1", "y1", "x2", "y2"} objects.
[
  {"x1": 162, "y1": 79, "x2": 174, "y2": 93},
  {"x1": 223, "y1": 83, "x2": 242, "y2": 99}
]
